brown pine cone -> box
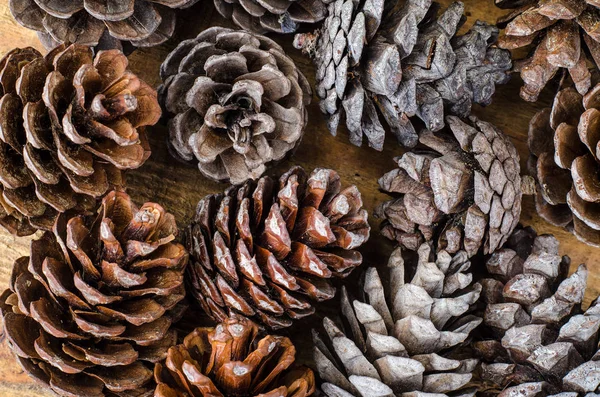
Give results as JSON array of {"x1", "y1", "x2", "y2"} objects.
[
  {"x1": 185, "y1": 166, "x2": 370, "y2": 329},
  {"x1": 376, "y1": 115, "x2": 522, "y2": 258},
  {"x1": 0, "y1": 191, "x2": 188, "y2": 397},
  {"x1": 154, "y1": 316, "x2": 315, "y2": 396},
  {"x1": 496, "y1": 0, "x2": 598, "y2": 102},
  {"x1": 294, "y1": 0, "x2": 511, "y2": 149},
  {"x1": 214, "y1": 0, "x2": 328, "y2": 34},
  {"x1": 313, "y1": 243, "x2": 481, "y2": 396},
  {"x1": 474, "y1": 225, "x2": 600, "y2": 396},
  {"x1": 0, "y1": 44, "x2": 160, "y2": 236},
  {"x1": 10, "y1": 0, "x2": 199, "y2": 51},
  {"x1": 528, "y1": 82, "x2": 600, "y2": 247},
  {"x1": 159, "y1": 27, "x2": 312, "y2": 185}
]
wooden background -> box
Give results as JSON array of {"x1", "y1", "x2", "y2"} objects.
[{"x1": 0, "y1": 0, "x2": 598, "y2": 395}]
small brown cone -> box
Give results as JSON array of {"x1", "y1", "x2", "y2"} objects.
[
  {"x1": 0, "y1": 191, "x2": 188, "y2": 397},
  {"x1": 154, "y1": 316, "x2": 315, "y2": 396},
  {"x1": 185, "y1": 166, "x2": 370, "y2": 329}
]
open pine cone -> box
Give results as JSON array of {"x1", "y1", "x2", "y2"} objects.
[
  {"x1": 159, "y1": 27, "x2": 311, "y2": 184},
  {"x1": 474, "y1": 225, "x2": 600, "y2": 396},
  {"x1": 10, "y1": 0, "x2": 199, "y2": 51},
  {"x1": 294, "y1": 0, "x2": 511, "y2": 149},
  {"x1": 185, "y1": 166, "x2": 370, "y2": 329},
  {"x1": 214, "y1": 0, "x2": 328, "y2": 34},
  {"x1": 376, "y1": 115, "x2": 522, "y2": 258},
  {"x1": 0, "y1": 191, "x2": 188, "y2": 397},
  {"x1": 0, "y1": 44, "x2": 159, "y2": 236},
  {"x1": 313, "y1": 243, "x2": 481, "y2": 396},
  {"x1": 154, "y1": 316, "x2": 315, "y2": 396},
  {"x1": 528, "y1": 82, "x2": 600, "y2": 247},
  {"x1": 496, "y1": 0, "x2": 598, "y2": 102}
]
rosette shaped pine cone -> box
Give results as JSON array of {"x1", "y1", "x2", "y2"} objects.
[
  {"x1": 528, "y1": 83, "x2": 600, "y2": 247},
  {"x1": 154, "y1": 316, "x2": 315, "y2": 396},
  {"x1": 0, "y1": 191, "x2": 188, "y2": 397},
  {"x1": 10, "y1": 0, "x2": 200, "y2": 51},
  {"x1": 474, "y1": 226, "x2": 600, "y2": 396},
  {"x1": 496, "y1": 0, "x2": 599, "y2": 102},
  {"x1": 313, "y1": 244, "x2": 482, "y2": 396},
  {"x1": 376, "y1": 116, "x2": 522, "y2": 258},
  {"x1": 0, "y1": 44, "x2": 160, "y2": 236},
  {"x1": 185, "y1": 166, "x2": 370, "y2": 329},
  {"x1": 159, "y1": 27, "x2": 311, "y2": 185},
  {"x1": 293, "y1": 0, "x2": 511, "y2": 150},
  {"x1": 214, "y1": 0, "x2": 328, "y2": 34}
]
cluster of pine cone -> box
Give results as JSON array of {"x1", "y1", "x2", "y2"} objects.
[{"x1": 1, "y1": 1, "x2": 600, "y2": 397}]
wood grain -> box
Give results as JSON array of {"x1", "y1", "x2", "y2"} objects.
[{"x1": 0, "y1": 0, "x2": 597, "y2": 395}]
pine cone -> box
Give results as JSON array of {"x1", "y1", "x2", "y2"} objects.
[
  {"x1": 496, "y1": 0, "x2": 598, "y2": 102},
  {"x1": 0, "y1": 191, "x2": 188, "y2": 397},
  {"x1": 154, "y1": 316, "x2": 315, "y2": 396},
  {"x1": 293, "y1": 0, "x2": 511, "y2": 150},
  {"x1": 474, "y1": 225, "x2": 599, "y2": 396},
  {"x1": 159, "y1": 27, "x2": 312, "y2": 185},
  {"x1": 185, "y1": 166, "x2": 370, "y2": 329},
  {"x1": 528, "y1": 83, "x2": 600, "y2": 247},
  {"x1": 0, "y1": 44, "x2": 160, "y2": 236},
  {"x1": 313, "y1": 243, "x2": 482, "y2": 396},
  {"x1": 9, "y1": 0, "x2": 199, "y2": 51},
  {"x1": 214, "y1": 0, "x2": 328, "y2": 34},
  {"x1": 376, "y1": 115, "x2": 522, "y2": 258}
]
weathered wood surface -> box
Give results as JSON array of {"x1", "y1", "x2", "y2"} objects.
[{"x1": 0, "y1": 0, "x2": 597, "y2": 395}]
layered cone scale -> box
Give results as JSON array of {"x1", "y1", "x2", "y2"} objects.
[
  {"x1": 154, "y1": 316, "x2": 315, "y2": 396},
  {"x1": 0, "y1": 44, "x2": 160, "y2": 236},
  {"x1": 0, "y1": 191, "x2": 188, "y2": 397},
  {"x1": 185, "y1": 166, "x2": 370, "y2": 329}
]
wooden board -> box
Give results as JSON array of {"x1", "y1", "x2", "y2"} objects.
[{"x1": 0, "y1": 0, "x2": 598, "y2": 395}]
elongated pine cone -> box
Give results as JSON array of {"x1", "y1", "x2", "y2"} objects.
[
  {"x1": 214, "y1": 0, "x2": 328, "y2": 34},
  {"x1": 474, "y1": 226, "x2": 600, "y2": 396},
  {"x1": 155, "y1": 316, "x2": 315, "y2": 396},
  {"x1": 185, "y1": 166, "x2": 370, "y2": 329},
  {"x1": 376, "y1": 115, "x2": 522, "y2": 258},
  {"x1": 159, "y1": 27, "x2": 311, "y2": 184},
  {"x1": 528, "y1": 83, "x2": 600, "y2": 247},
  {"x1": 10, "y1": 0, "x2": 199, "y2": 51},
  {"x1": 294, "y1": 0, "x2": 511, "y2": 149},
  {"x1": 313, "y1": 243, "x2": 482, "y2": 396},
  {"x1": 0, "y1": 44, "x2": 159, "y2": 236},
  {"x1": 496, "y1": 0, "x2": 598, "y2": 101},
  {"x1": 0, "y1": 191, "x2": 188, "y2": 397}
]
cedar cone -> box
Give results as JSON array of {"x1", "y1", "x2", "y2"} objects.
[
  {"x1": 528, "y1": 83, "x2": 600, "y2": 247},
  {"x1": 293, "y1": 0, "x2": 511, "y2": 149},
  {"x1": 214, "y1": 0, "x2": 329, "y2": 34},
  {"x1": 496, "y1": 0, "x2": 598, "y2": 102},
  {"x1": 159, "y1": 27, "x2": 312, "y2": 185},
  {"x1": 154, "y1": 316, "x2": 315, "y2": 396},
  {"x1": 376, "y1": 115, "x2": 523, "y2": 258},
  {"x1": 0, "y1": 44, "x2": 160, "y2": 236},
  {"x1": 185, "y1": 166, "x2": 370, "y2": 329},
  {"x1": 10, "y1": 0, "x2": 199, "y2": 51},
  {"x1": 0, "y1": 191, "x2": 188, "y2": 397},
  {"x1": 313, "y1": 243, "x2": 482, "y2": 396},
  {"x1": 474, "y1": 226, "x2": 600, "y2": 396}
]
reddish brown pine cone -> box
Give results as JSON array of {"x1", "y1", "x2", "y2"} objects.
[
  {"x1": 185, "y1": 166, "x2": 370, "y2": 329},
  {"x1": 496, "y1": 0, "x2": 599, "y2": 102},
  {"x1": 528, "y1": 82, "x2": 600, "y2": 247},
  {"x1": 376, "y1": 115, "x2": 523, "y2": 258},
  {"x1": 0, "y1": 44, "x2": 160, "y2": 236},
  {"x1": 9, "y1": 0, "x2": 200, "y2": 51},
  {"x1": 159, "y1": 27, "x2": 311, "y2": 185},
  {"x1": 0, "y1": 191, "x2": 188, "y2": 397},
  {"x1": 474, "y1": 225, "x2": 600, "y2": 396},
  {"x1": 154, "y1": 316, "x2": 315, "y2": 396}
]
